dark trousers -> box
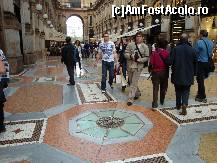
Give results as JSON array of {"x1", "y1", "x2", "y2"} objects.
[
  {"x1": 101, "y1": 60, "x2": 114, "y2": 90},
  {"x1": 121, "y1": 61, "x2": 127, "y2": 80},
  {"x1": 151, "y1": 70, "x2": 168, "y2": 105},
  {"x1": 196, "y1": 62, "x2": 209, "y2": 99},
  {"x1": 0, "y1": 103, "x2": 4, "y2": 128},
  {"x1": 66, "y1": 65, "x2": 75, "y2": 84},
  {"x1": 75, "y1": 59, "x2": 82, "y2": 70},
  {"x1": 175, "y1": 85, "x2": 191, "y2": 107}
]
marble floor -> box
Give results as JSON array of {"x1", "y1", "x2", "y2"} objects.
[{"x1": 0, "y1": 56, "x2": 217, "y2": 163}]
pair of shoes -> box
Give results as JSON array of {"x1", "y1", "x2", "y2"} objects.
[
  {"x1": 122, "y1": 86, "x2": 126, "y2": 92},
  {"x1": 195, "y1": 97, "x2": 207, "y2": 103},
  {"x1": 152, "y1": 102, "x2": 158, "y2": 108},
  {"x1": 0, "y1": 126, "x2": 6, "y2": 133},
  {"x1": 179, "y1": 105, "x2": 187, "y2": 116},
  {"x1": 101, "y1": 90, "x2": 106, "y2": 93},
  {"x1": 127, "y1": 101, "x2": 133, "y2": 106}
]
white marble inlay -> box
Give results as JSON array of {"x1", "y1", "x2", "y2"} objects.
[
  {"x1": 106, "y1": 153, "x2": 172, "y2": 163},
  {"x1": 76, "y1": 83, "x2": 116, "y2": 104},
  {"x1": 0, "y1": 118, "x2": 47, "y2": 148},
  {"x1": 36, "y1": 77, "x2": 56, "y2": 82},
  {"x1": 0, "y1": 123, "x2": 36, "y2": 141},
  {"x1": 159, "y1": 103, "x2": 217, "y2": 125}
]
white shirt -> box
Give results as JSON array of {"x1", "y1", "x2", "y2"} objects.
[{"x1": 98, "y1": 41, "x2": 116, "y2": 62}]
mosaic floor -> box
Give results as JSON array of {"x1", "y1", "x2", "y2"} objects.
[{"x1": 1, "y1": 57, "x2": 217, "y2": 163}]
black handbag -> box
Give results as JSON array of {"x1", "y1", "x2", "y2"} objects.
[
  {"x1": 135, "y1": 43, "x2": 149, "y2": 68},
  {"x1": 201, "y1": 39, "x2": 215, "y2": 72}
]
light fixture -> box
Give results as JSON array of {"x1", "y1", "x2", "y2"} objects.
[
  {"x1": 36, "y1": 4, "x2": 43, "y2": 11},
  {"x1": 155, "y1": 19, "x2": 160, "y2": 24},
  {"x1": 47, "y1": 20, "x2": 51, "y2": 25},
  {"x1": 128, "y1": 26, "x2": 131, "y2": 29},
  {"x1": 43, "y1": 14, "x2": 48, "y2": 19},
  {"x1": 50, "y1": 24, "x2": 53, "y2": 28},
  {"x1": 206, "y1": 18, "x2": 208, "y2": 22},
  {"x1": 139, "y1": 23, "x2": 143, "y2": 26},
  {"x1": 120, "y1": 29, "x2": 123, "y2": 31}
]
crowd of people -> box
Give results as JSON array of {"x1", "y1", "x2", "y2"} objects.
[{"x1": 61, "y1": 29, "x2": 215, "y2": 116}]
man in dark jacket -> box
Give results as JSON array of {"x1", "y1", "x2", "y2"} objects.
[
  {"x1": 170, "y1": 33, "x2": 197, "y2": 115},
  {"x1": 61, "y1": 37, "x2": 77, "y2": 85}
]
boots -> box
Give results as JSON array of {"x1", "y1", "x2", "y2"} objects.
[{"x1": 179, "y1": 105, "x2": 187, "y2": 116}]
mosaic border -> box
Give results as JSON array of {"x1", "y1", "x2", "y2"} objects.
[
  {"x1": 106, "y1": 153, "x2": 172, "y2": 163},
  {"x1": 0, "y1": 118, "x2": 47, "y2": 148},
  {"x1": 159, "y1": 103, "x2": 217, "y2": 125},
  {"x1": 75, "y1": 83, "x2": 116, "y2": 104}
]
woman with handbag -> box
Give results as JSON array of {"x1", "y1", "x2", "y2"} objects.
[{"x1": 149, "y1": 38, "x2": 169, "y2": 109}]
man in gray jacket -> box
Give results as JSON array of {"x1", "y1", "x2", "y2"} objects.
[{"x1": 125, "y1": 32, "x2": 149, "y2": 106}]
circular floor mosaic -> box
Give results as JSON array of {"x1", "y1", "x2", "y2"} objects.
[{"x1": 69, "y1": 109, "x2": 153, "y2": 145}]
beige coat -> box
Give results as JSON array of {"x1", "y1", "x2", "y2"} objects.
[{"x1": 124, "y1": 42, "x2": 149, "y2": 71}]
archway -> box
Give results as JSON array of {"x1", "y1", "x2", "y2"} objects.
[{"x1": 66, "y1": 15, "x2": 84, "y2": 42}]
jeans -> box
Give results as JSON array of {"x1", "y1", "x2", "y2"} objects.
[
  {"x1": 196, "y1": 62, "x2": 209, "y2": 99},
  {"x1": 101, "y1": 60, "x2": 114, "y2": 90},
  {"x1": 66, "y1": 65, "x2": 75, "y2": 84},
  {"x1": 151, "y1": 70, "x2": 168, "y2": 105},
  {"x1": 175, "y1": 85, "x2": 191, "y2": 107}
]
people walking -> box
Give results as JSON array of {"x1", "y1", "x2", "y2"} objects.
[
  {"x1": 95, "y1": 32, "x2": 117, "y2": 93},
  {"x1": 169, "y1": 33, "x2": 197, "y2": 115},
  {"x1": 194, "y1": 30, "x2": 214, "y2": 103},
  {"x1": 124, "y1": 32, "x2": 149, "y2": 106},
  {"x1": 0, "y1": 49, "x2": 10, "y2": 133},
  {"x1": 61, "y1": 37, "x2": 77, "y2": 85},
  {"x1": 74, "y1": 40, "x2": 82, "y2": 70},
  {"x1": 149, "y1": 38, "x2": 169, "y2": 109}
]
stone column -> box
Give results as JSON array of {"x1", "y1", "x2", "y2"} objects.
[
  {"x1": 160, "y1": 15, "x2": 171, "y2": 41},
  {"x1": 2, "y1": 0, "x2": 23, "y2": 74},
  {"x1": 21, "y1": 0, "x2": 35, "y2": 65}
]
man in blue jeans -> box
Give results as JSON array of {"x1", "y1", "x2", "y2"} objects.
[
  {"x1": 95, "y1": 32, "x2": 117, "y2": 93},
  {"x1": 194, "y1": 30, "x2": 214, "y2": 103}
]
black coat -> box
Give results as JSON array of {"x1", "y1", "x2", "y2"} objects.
[
  {"x1": 169, "y1": 42, "x2": 197, "y2": 86},
  {"x1": 61, "y1": 43, "x2": 77, "y2": 66}
]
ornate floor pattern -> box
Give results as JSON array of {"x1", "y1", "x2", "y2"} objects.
[
  {"x1": 0, "y1": 119, "x2": 47, "y2": 147},
  {"x1": 76, "y1": 83, "x2": 116, "y2": 104},
  {"x1": 69, "y1": 109, "x2": 153, "y2": 145},
  {"x1": 159, "y1": 103, "x2": 217, "y2": 125},
  {"x1": 106, "y1": 153, "x2": 172, "y2": 163}
]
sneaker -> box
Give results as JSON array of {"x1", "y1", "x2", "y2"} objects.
[
  {"x1": 134, "y1": 93, "x2": 141, "y2": 100},
  {"x1": 67, "y1": 83, "x2": 75, "y2": 86},
  {"x1": 195, "y1": 97, "x2": 207, "y2": 103},
  {"x1": 152, "y1": 102, "x2": 158, "y2": 108},
  {"x1": 127, "y1": 101, "x2": 133, "y2": 106},
  {"x1": 101, "y1": 90, "x2": 106, "y2": 93}
]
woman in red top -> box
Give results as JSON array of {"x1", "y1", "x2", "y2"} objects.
[{"x1": 149, "y1": 38, "x2": 169, "y2": 109}]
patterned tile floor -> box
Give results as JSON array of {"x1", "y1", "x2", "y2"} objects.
[{"x1": 0, "y1": 56, "x2": 217, "y2": 163}]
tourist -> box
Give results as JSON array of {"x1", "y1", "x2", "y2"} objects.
[
  {"x1": 117, "y1": 37, "x2": 128, "y2": 91},
  {"x1": 74, "y1": 40, "x2": 82, "y2": 70},
  {"x1": 124, "y1": 32, "x2": 149, "y2": 106},
  {"x1": 149, "y1": 38, "x2": 169, "y2": 109},
  {"x1": 169, "y1": 33, "x2": 197, "y2": 115},
  {"x1": 194, "y1": 30, "x2": 214, "y2": 103},
  {"x1": 0, "y1": 49, "x2": 10, "y2": 133},
  {"x1": 95, "y1": 32, "x2": 117, "y2": 93},
  {"x1": 61, "y1": 37, "x2": 77, "y2": 85}
]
